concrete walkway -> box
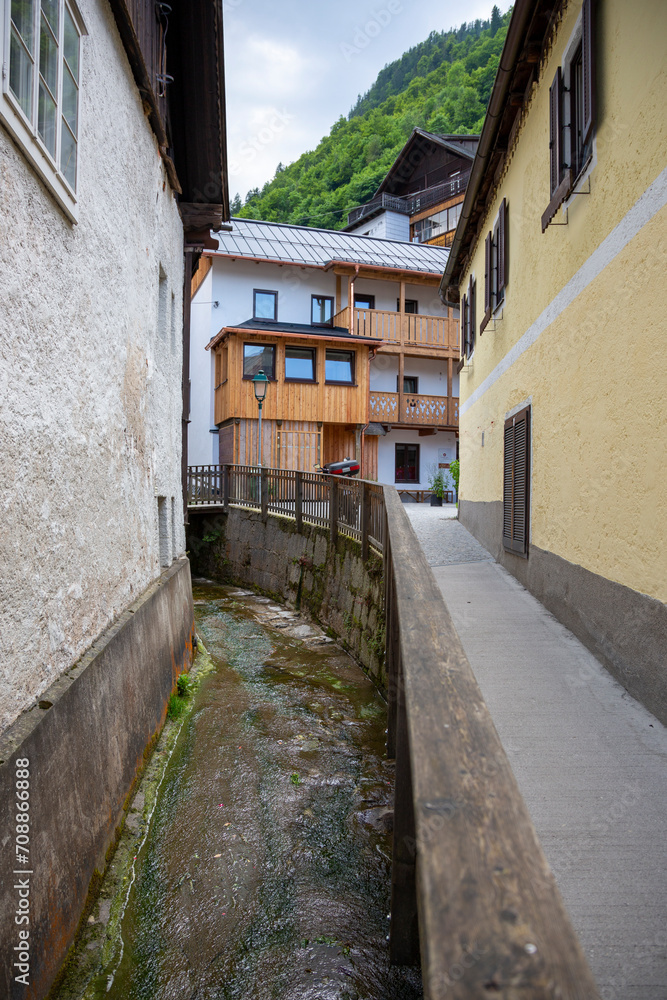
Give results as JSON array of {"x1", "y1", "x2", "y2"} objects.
[{"x1": 404, "y1": 506, "x2": 667, "y2": 1000}]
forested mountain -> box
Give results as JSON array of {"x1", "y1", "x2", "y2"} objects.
[{"x1": 234, "y1": 7, "x2": 510, "y2": 230}]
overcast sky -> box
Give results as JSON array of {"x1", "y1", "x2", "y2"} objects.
[{"x1": 223, "y1": 0, "x2": 504, "y2": 200}]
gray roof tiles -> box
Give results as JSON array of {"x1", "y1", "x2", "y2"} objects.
[{"x1": 213, "y1": 217, "x2": 449, "y2": 274}]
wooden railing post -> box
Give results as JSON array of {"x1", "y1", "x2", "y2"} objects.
[
  {"x1": 385, "y1": 522, "x2": 399, "y2": 759},
  {"x1": 223, "y1": 464, "x2": 229, "y2": 510},
  {"x1": 389, "y1": 652, "x2": 419, "y2": 967},
  {"x1": 329, "y1": 477, "x2": 338, "y2": 545},
  {"x1": 361, "y1": 482, "x2": 370, "y2": 561},
  {"x1": 295, "y1": 471, "x2": 303, "y2": 532},
  {"x1": 260, "y1": 468, "x2": 268, "y2": 519}
]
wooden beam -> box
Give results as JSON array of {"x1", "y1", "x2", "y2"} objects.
[
  {"x1": 180, "y1": 202, "x2": 224, "y2": 231},
  {"x1": 336, "y1": 275, "x2": 341, "y2": 314},
  {"x1": 399, "y1": 280, "x2": 405, "y2": 315}
]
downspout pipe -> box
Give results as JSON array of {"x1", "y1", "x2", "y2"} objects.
[
  {"x1": 182, "y1": 247, "x2": 195, "y2": 525},
  {"x1": 439, "y1": 0, "x2": 537, "y2": 304}
]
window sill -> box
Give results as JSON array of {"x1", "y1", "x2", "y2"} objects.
[
  {"x1": 242, "y1": 375, "x2": 277, "y2": 381},
  {"x1": 284, "y1": 378, "x2": 318, "y2": 384},
  {"x1": 1, "y1": 97, "x2": 79, "y2": 224},
  {"x1": 325, "y1": 381, "x2": 357, "y2": 387}
]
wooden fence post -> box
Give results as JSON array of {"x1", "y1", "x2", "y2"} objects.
[
  {"x1": 329, "y1": 477, "x2": 338, "y2": 546},
  {"x1": 223, "y1": 465, "x2": 229, "y2": 511},
  {"x1": 361, "y1": 483, "x2": 370, "y2": 561},
  {"x1": 295, "y1": 471, "x2": 303, "y2": 532},
  {"x1": 260, "y1": 468, "x2": 268, "y2": 520}
]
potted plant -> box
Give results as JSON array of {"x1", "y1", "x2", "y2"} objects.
[
  {"x1": 450, "y1": 459, "x2": 460, "y2": 506},
  {"x1": 427, "y1": 465, "x2": 446, "y2": 506}
]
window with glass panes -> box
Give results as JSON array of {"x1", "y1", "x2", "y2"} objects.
[
  {"x1": 395, "y1": 444, "x2": 419, "y2": 483},
  {"x1": 285, "y1": 346, "x2": 315, "y2": 381},
  {"x1": 243, "y1": 343, "x2": 275, "y2": 379},
  {"x1": 311, "y1": 295, "x2": 333, "y2": 326},
  {"x1": 325, "y1": 349, "x2": 354, "y2": 384},
  {"x1": 5, "y1": 0, "x2": 81, "y2": 190}
]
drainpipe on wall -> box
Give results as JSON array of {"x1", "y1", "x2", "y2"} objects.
[
  {"x1": 182, "y1": 246, "x2": 195, "y2": 525},
  {"x1": 349, "y1": 264, "x2": 360, "y2": 334}
]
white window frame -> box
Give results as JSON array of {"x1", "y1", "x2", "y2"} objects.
[{"x1": 1, "y1": 0, "x2": 86, "y2": 223}]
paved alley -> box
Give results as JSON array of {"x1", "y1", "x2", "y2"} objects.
[{"x1": 404, "y1": 505, "x2": 667, "y2": 1000}]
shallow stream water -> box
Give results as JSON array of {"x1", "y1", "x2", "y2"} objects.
[{"x1": 62, "y1": 583, "x2": 422, "y2": 1000}]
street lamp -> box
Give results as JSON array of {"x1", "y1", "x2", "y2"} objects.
[{"x1": 252, "y1": 369, "x2": 269, "y2": 467}]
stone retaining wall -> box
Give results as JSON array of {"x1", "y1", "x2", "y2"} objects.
[
  {"x1": 188, "y1": 509, "x2": 386, "y2": 689},
  {"x1": 0, "y1": 558, "x2": 194, "y2": 1000}
]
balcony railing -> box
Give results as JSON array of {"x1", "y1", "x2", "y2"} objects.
[
  {"x1": 334, "y1": 307, "x2": 459, "y2": 351},
  {"x1": 347, "y1": 171, "x2": 471, "y2": 227},
  {"x1": 370, "y1": 391, "x2": 459, "y2": 426},
  {"x1": 406, "y1": 170, "x2": 470, "y2": 215},
  {"x1": 347, "y1": 192, "x2": 412, "y2": 226}
]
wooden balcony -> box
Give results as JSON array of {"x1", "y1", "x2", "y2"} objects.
[
  {"x1": 334, "y1": 308, "x2": 459, "y2": 353},
  {"x1": 370, "y1": 391, "x2": 459, "y2": 427}
]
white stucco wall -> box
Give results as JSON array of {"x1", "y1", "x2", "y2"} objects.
[
  {"x1": 346, "y1": 210, "x2": 410, "y2": 242},
  {"x1": 377, "y1": 430, "x2": 458, "y2": 491},
  {"x1": 370, "y1": 355, "x2": 451, "y2": 395},
  {"x1": 0, "y1": 0, "x2": 185, "y2": 732},
  {"x1": 189, "y1": 268, "x2": 218, "y2": 466}
]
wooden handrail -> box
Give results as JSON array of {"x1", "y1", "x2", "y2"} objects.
[
  {"x1": 187, "y1": 466, "x2": 601, "y2": 997},
  {"x1": 383, "y1": 486, "x2": 600, "y2": 996}
]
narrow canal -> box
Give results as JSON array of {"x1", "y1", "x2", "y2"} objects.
[{"x1": 58, "y1": 583, "x2": 422, "y2": 1000}]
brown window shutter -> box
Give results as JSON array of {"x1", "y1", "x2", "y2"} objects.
[
  {"x1": 503, "y1": 423, "x2": 515, "y2": 547},
  {"x1": 460, "y1": 292, "x2": 468, "y2": 358},
  {"x1": 582, "y1": 0, "x2": 595, "y2": 144},
  {"x1": 549, "y1": 67, "x2": 563, "y2": 196},
  {"x1": 469, "y1": 276, "x2": 476, "y2": 351},
  {"x1": 498, "y1": 198, "x2": 507, "y2": 295},
  {"x1": 484, "y1": 232, "x2": 492, "y2": 315},
  {"x1": 503, "y1": 406, "x2": 530, "y2": 556}
]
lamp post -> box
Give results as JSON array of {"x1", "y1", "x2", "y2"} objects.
[{"x1": 252, "y1": 369, "x2": 269, "y2": 467}]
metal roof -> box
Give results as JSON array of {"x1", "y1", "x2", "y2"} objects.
[{"x1": 212, "y1": 218, "x2": 450, "y2": 274}]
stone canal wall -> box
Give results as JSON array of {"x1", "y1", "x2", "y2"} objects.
[
  {"x1": 0, "y1": 558, "x2": 194, "y2": 1000},
  {"x1": 188, "y1": 509, "x2": 386, "y2": 689}
]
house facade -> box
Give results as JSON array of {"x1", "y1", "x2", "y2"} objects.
[
  {"x1": 346, "y1": 129, "x2": 478, "y2": 248},
  {"x1": 189, "y1": 219, "x2": 460, "y2": 492},
  {"x1": 0, "y1": 0, "x2": 228, "y2": 993},
  {"x1": 441, "y1": 0, "x2": 667, "y2": 723}
]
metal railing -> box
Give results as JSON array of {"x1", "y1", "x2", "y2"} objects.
[
  {"x1": 187, "y1": 464, "x2": 600, "y2": 997},
  {"x1": 347, "y1": 191, "x2": 412, "y2": 226},
  {"x1": 347, "y1": 172, "x2": 471, "y2": 227},
  {"x1": 187, "y1": 464, "x2": 385, "y2": 555}
]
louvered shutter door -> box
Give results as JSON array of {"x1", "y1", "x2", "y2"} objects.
[
  {"x1": 582, "y1": 0, "x2": 595, "y2": 143},
  {"x1": 503, "y1": 423, "x2": 514, "y2": 548},
  {"x1": 498, "y1": 199, "x2": 507, "y2": 295},
  {"x1": 484, "y1": 233, "x2": 491, "y2": 315},
  {"x1": 503, "y1": 406, "x2": 530, "y2": 555},
  {"x1": 512, "y1": 414, "x2": 528, "y2": 553},
  {"x1": 549, "y1": 68, "x2": 563, "y2": 196},
  {"x1": 469, "y1": 277, "x2": 476, "y2": 353}
]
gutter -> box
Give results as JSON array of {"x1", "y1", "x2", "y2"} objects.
[
  {"x1": 439, "y1": 0, "x2": 537, "y2": 304},
  {"x1": 206, "y1": 326, "x2": 385, "y2": 352}
]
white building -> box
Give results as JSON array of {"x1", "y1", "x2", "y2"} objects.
[{"x1": 190, "y1": 219, "x2": 459, "y2": 492}]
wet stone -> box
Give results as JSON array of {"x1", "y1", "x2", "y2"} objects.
[{"x1": 54, "y1": 583, "x2": 422, "y2": 1000}]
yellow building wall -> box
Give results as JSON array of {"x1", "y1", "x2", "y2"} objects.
[{"x1": 458, "y1": 0, "x2": 667, "y2": 603}]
